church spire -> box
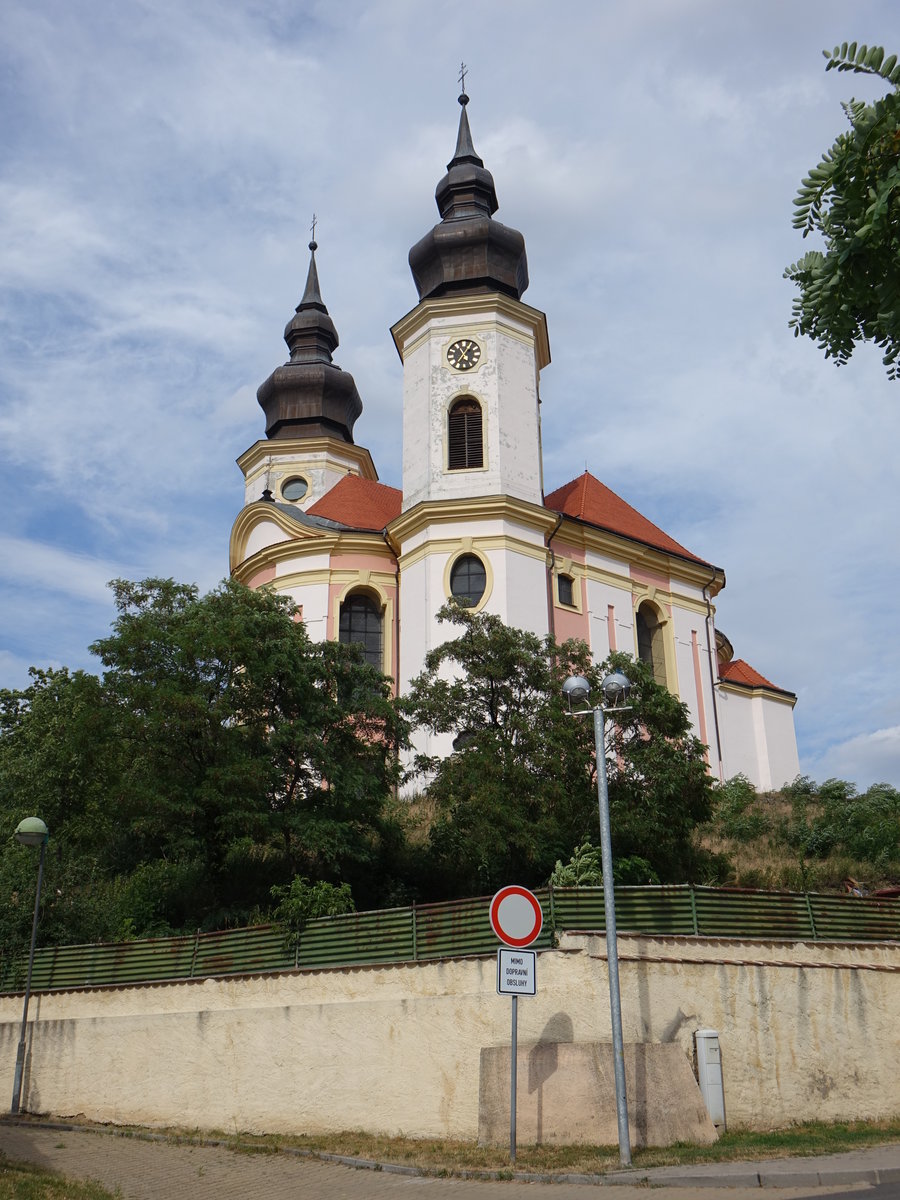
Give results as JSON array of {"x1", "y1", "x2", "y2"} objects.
[
  {"x1": 408, "y1": 82, "x2": 528, "y2": 302},
  {"x1": 256, "y1": 227, "x2": 363, "y2": 442}
]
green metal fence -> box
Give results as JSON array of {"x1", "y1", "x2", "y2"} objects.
[{"x1": 1, "y1": 885, "x2": 897, "y2": 994}]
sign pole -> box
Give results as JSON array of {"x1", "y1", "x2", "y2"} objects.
[
  {"x1": 489, "y1": 885, "x2": 543, "y2": 1169},
  {"x1": 510, "y1": 992, "x2": 518, "y2": 1163}
]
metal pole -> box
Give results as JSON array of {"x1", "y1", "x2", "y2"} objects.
[
  {"x1": 11, "y1": 837, "x2": 46, "y2": 1115},
  {"x1": 594, "y1": 704, "x2": 632, "y2": 1167},
  {"x1": 510, "y1": 993, "x2": 518, "y2": 1163}
]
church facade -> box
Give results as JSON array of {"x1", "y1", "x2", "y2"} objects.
[{"x1": 229, "y1": 93, "x2": 799, "y2": 792}]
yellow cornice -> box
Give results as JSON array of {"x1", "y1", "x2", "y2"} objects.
[
  {"x1": 718, "y1": 680, "x2": 797, "y2": 708},
  {"x1": 229, "y1": 503, "x2": 393, "y2": 577},
  {"x1": 558, "y1": 517, "x2": 725, "y2": 595},
  {"x1": 388, "y1": 494, "x2": 558, "y2": 545},
  {"x1": 236, "y1": 437, "x2": 378, "y2": 481},
  {"x1": 390, "y1": 293, "x2": 551, "y2": 371}
]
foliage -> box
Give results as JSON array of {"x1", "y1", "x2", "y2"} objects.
[
  {"x1": 703, "y1": 774, "x2": 900, "y2": 891},
  {"x1": 0, "y1": 578, "x2": 407, "y2": 950},
  {"x1": 549, "y1": 840, "x2": 659, "y2": 887},
  {"x1": 785, "y1": 42, "x2": 900, "y2": 379},
  {"x1": 270, "y1": 875, "x2": 355, "y2": 948},
  {"x1": 401, "y1": 602, "x2": 715, "y2": 898}
]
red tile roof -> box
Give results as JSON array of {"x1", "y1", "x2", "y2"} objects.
[
  {"x1": 307, "y1": 475, "x2": 403, "y2": 530},
  {"x1": 719, "y1": 658, "x2": 794, "y2": 696},
  {"x1": 545, "y1": 471, "x2": 710, "y2": 566}
]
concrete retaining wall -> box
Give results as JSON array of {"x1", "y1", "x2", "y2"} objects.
[{"x1": 0, "y1": 932, "x2": 897, "y2": 1139}]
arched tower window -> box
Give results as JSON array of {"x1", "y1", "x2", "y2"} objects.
[
  {"x1": 338, "y1": 592, "x2": 383, "y2": 669},
  {"x1": 636, "y1": 601, "x2": 668, "y2": 687},
  {"x1": 447, "y1": 398, "x2": 483, "y2": 470},
  {"x1": 449, "y1": 554, "x2": 486, "y2": 606}
]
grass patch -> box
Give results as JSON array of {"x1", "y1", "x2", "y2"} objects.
[
  {"x1": 79, "y1": 1115, "x2": 900, "y2": 1178},
  {"x1": 0, "y1": 1153, "x2": 120, "y2": 1200}
]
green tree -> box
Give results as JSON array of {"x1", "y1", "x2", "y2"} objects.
[
  {"x1": 0, "y1": 579, "x2": 408, "y2": 949},
  {"x1": 785, "y1": 42, "x2": 900, "y2": 379},
  {"x1": 402, "y1": 603, "x2": 715, "y2": 898}
]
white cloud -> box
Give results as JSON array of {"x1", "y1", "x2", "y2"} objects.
[
  {"x1": 0, "y1": 0, "x2": 898, "y2": 792},
  {"x1": 806, "y1": 728, "x2": 900, "y2": 791}
]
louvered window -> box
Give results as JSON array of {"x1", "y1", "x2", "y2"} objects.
[
  {"x1": 447, "y1": 398, "x2": 483, "y2": 470},
  {"x1": 339, "y1": 593, "x2": 383, "y2": 669},
  {"x1": 557, "y1": 573, "x2": 575, "y2": 607}
]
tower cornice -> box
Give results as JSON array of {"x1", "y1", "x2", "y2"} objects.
[{"x1": 390, "y1": 292, "x2": 550, "y2": 370}]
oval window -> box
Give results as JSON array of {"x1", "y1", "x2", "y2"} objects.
[
  {"x1": 449, "y1": 554, "x2": 486, "y2": 606},
  {"x1": 282, "y1": 476, "x2": 309, "y2": 502}
]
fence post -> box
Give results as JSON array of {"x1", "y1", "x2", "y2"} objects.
[
  {"x1": 804, "y1": 892, "x2": 818, "y2": 940},
  {"x1": 689, "y1": 886, "x2": 699, "y2": 936},
  {"x1": 190, "y1": 929, "x2": 200, "y2": 978},
  {"x1": 411, "y1": 902, "x2": 418, "y2": 961}
]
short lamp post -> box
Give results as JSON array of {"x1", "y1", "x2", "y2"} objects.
[
  {"x1": 562, "y1": 671, "x2": 632, "y2": 1168},
  {"x1": 10, "y1": 817, "x2": 49, "y2": 1116}
]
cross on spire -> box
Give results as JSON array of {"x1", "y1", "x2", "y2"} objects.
[
  {"x1": 309, "y1": 212, "x2": 318, "y2": 251},
  {"x1": 458, "y1": 62, "x2": 468, "y2": 95}
]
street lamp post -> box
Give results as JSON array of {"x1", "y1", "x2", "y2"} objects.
[
  {"x1": 10, "y1": 817, "x2": 49, "y2": 1116},
  {"x1": 562, "y1": 671, "x2": 632, "y2": 1168}
]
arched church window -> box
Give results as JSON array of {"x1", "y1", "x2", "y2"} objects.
[
  {"x1": 339, "y1": 593, "x2": 383, "y2": 669},
  {"x1": 557, "y1": 573, "x2": 575, "y2": 607},
  {"x1": 447, "y1": 398, "x2": 483, "y2": 470},
  {"x1": 449, "y1": 554, "x2": 486, "y2": 606},
  {"x1": 635, "y1": 601, "x2": 667, "y2": 687}
]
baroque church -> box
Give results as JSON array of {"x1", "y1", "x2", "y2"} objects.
[{"x1": 229, "y1": 91, "x2": 800, "y2": 792}]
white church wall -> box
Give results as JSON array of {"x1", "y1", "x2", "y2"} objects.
[
  {"x1": 718, "y1": 688, "x2": 800, "y2": 791},
  {"x1": 243, "y1": 518, "x2": 290, "y2": 560}
]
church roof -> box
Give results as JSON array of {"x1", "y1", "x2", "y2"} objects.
[
  {"x1": 307, "y1": 475, "x2": 403, "y2": 530},
  {"x1": 256, "y1": 239, "x2": 363, "y2": 443},
  {"x1": 718, "y1": 658, "x2": 795, "y2": 697},
  {"x1": 408, "y1": 91, "x2": 528, "y2": 302},
  {"x1": 545, "y1": 471, "x2": 712, "y2": 567}
]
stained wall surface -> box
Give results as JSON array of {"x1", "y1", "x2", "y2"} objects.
[{"x1": 0, "y1": 932, "x2": 896, "y2": 1138}]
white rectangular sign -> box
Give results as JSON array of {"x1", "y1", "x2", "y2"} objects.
[{"x1": 497, "y1": 948, "x2": 536, "y2": 996}]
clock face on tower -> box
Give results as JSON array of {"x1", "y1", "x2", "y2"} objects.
[{"x1": 446, "y1": 338, "x2": 482, "y2": 371}]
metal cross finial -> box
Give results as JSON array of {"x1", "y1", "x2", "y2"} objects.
[
  {"x1": 458, "y1": 62, "x2": 468, "y2": 94},
  {"x1": 310, "y1": 213, "x2": 317, "y2": 244}
]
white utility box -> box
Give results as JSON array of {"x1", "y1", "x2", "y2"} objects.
[{"x1": 694, "y1": 1028, "x2": 726, "y2": 1128}]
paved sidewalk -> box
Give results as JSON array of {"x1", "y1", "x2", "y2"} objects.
[{"x1": 1, "y1": 1119, "x2": 899, "y2": 1197}]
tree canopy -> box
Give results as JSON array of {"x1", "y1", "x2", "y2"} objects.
[
  {"x1": 0, "y1": 579, "x2": 407, "y2": 948},
  {"x1": 785, "y1": 42, "x2": 900, "y2": 379},
  {"x1": 401, "y1": 602, "x2": 715, "y2": 898}
]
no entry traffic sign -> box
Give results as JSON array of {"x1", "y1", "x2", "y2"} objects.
[{"x1": 489, "y1": 885, "x2": 543, "y2": 948}]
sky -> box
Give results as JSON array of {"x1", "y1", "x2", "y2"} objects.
[{"x1": 1, "y1": 0, "x2": 898, "y2": 790}]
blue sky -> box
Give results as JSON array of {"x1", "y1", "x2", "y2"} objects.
[{"x1": 1, "y1": 0, "x2": 898, "y2": 788}]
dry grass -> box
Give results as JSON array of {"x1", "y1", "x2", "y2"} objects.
[{"x1": 55, "y1": 1116, "x2": 900, "y2": 1178}]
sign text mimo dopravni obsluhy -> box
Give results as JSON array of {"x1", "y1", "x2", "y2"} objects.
[{"x1": 496, "y1": 948, "x2": 536, "y2": 996}]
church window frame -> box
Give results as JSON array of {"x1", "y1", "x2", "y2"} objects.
[
  {"x1": 444, "y1": 548, "x2": 493, "y2": 612},
  {"x1": 634, "y1": 598, "x2": 670, "y2": 689},
  {"x1": 281, "y1": 475, "x2": 309, "y2": 502},
  {"x1": 446, "y1": 396, "x2": 485, "y2": 472},
  {"x1": 338, "y1": 589, "x2": 385, "y2": 672},
  {"x1": 557, "y1": 573, "x2": 575, "y2": 608}
]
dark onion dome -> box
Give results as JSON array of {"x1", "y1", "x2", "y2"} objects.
[
  {"x1": 257, "y1": 240, "x2": 363, "y2": 442},
  {"x1": 408, "y1": 93, "x2": 528, "y2": 302}
]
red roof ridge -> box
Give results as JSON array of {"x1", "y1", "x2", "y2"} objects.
[
  {"x1": 307, "y1": 474, "x2": 403, "y2": 530},
  {"x1": 545, "y1": 470, "x2": 710, "y2": 567},
  {"x1": 718, "y1": 658, "x2": 794, "y2": 696}
]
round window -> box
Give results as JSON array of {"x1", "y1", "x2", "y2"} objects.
[
  {"x1": 449, "y1": 554, "x2": 486, "y2": 606},
  {"x1": 282, "y1": 476, "x2": 309, "y2": 502}
]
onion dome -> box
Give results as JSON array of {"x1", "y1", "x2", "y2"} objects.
[
  {"x1": 408, "y1": 92, "x2": 528, "y2": 302},
  {"x1": 257, "y1": 240, "x2": 363, "y2": 442}
]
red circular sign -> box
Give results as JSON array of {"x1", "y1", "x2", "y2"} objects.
[{"x1": 489, "y1": 886, "x2": 543, "y2": 947}]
